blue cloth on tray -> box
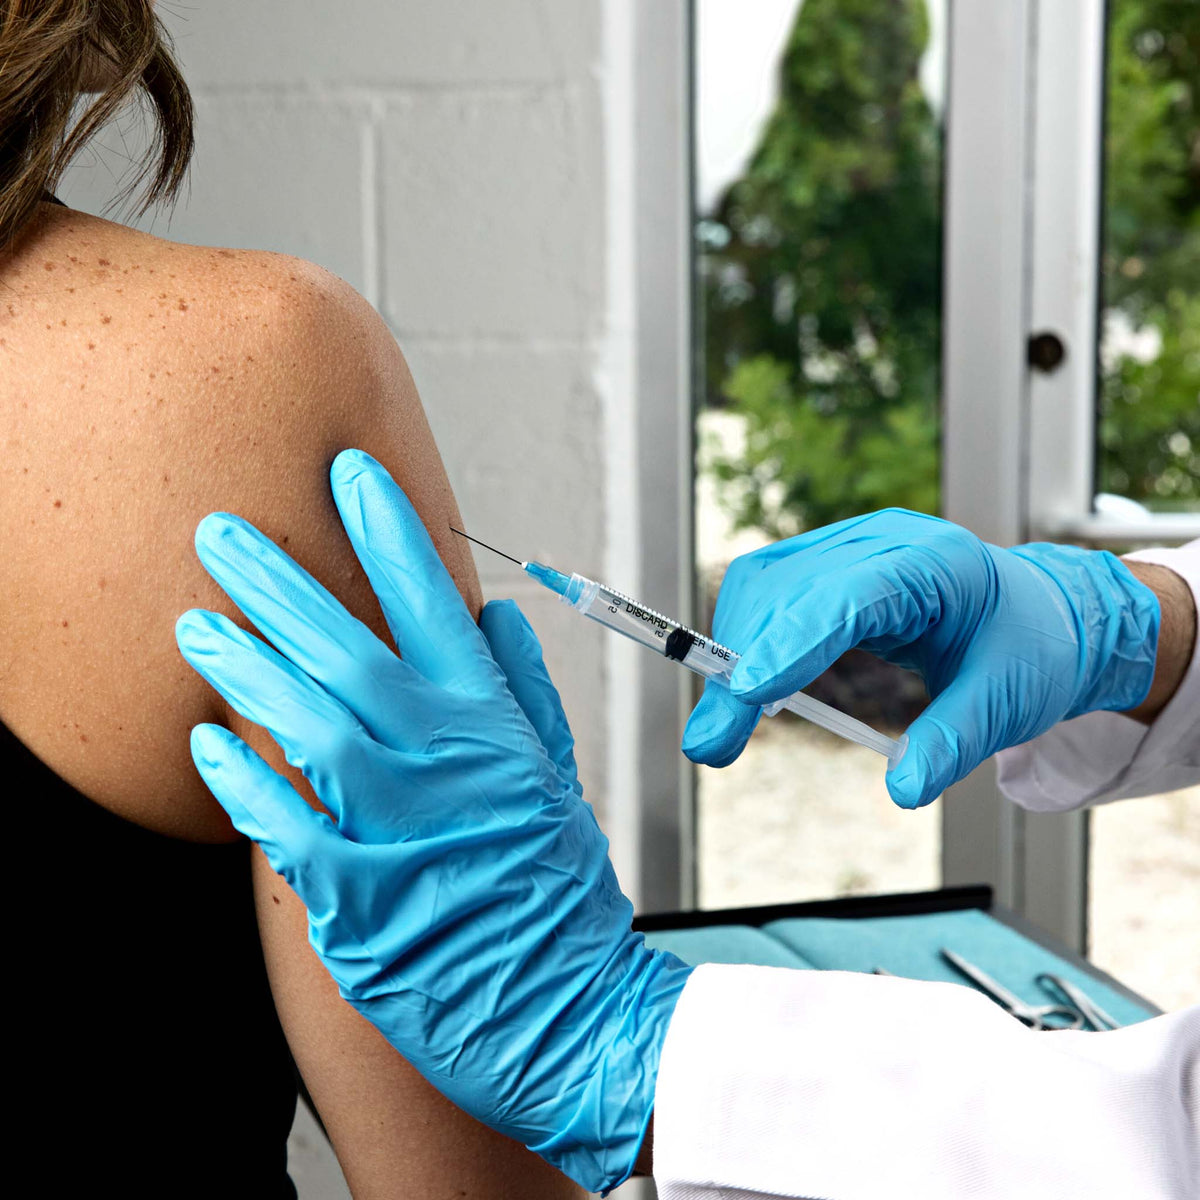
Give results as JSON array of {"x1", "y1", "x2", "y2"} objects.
[
  {"x1": 643, "y1": 924, "x2": 816, "y2": 969},
  {"x1": 643, "y1": 908, "x2": 1154, "y2": 1027}
]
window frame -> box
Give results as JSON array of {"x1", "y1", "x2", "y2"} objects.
[
  {"x1": 940, "y1": 0, "x2": 1035, "y2": 928},
  {"x1": 615, "y1": 0, "x2": 696, "y2": 914},
  {"x1": 944, "y1": 0, "x2": 1108, "y2": 947}
]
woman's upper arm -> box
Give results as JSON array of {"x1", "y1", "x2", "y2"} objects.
[{"x1": 187, "y1": 256, "x2": 580, "y2": 1196}]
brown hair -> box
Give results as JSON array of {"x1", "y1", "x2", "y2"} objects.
[{"x1": 0, "y1": 0, "x2": 194, "y2": 248}]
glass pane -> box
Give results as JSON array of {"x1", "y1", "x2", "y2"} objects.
[
  {"x1": 1097, "y1": 0, "x2": 1200, "y2": 513},
  {"x1": 693, "y1": 0, "x2": 946, "y2": 908}
]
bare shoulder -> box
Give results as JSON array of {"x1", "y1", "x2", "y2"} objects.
[{"x1": 0, "y1": 206, "x2": 478, "y2": 840}]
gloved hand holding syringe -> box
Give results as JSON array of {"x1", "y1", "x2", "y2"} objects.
[{"x1": 452, "y1": 529, "x2": 906, "y2": 769}]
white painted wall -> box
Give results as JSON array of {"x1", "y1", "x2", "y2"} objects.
[{"x1": 61, "y1": 0, "x2": 622, "y2": 829}]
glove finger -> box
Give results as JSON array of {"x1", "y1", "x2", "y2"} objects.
[
  {"x1": 479, "y1": 599, "x2": 582, "y2": 795},
  {"x1": 886, "y1": 673, "x2": 1001, "y2": 809},
  {"x1": 681, "y1": 678, "x2": 762, "y2": 767},
  {"x1": 177, "y1": 608, "x2": 385, "y2": 826},
  {"x1": 727, "y1": 557, "x2": 934, "y2": 705},
  {"x1": 330, "y1": 450, "x2": 498, "y2": 695},
  {"x1": 190, "y1": 722, "x2": 344, "y2": 919},
  {"x1": 194, "y1": 510, "x2": 422, "y2": 745}
]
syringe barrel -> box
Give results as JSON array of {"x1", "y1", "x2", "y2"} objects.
[{"x1": 561, "y1": 573, "x2": 735, "y2": 683}]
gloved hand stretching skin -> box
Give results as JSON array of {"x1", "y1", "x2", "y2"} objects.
[
  {"x1": 681, "y1": 510, "x2": 1160, "y2": 809},
  {"x1": 176, "y1": 449, "x2": 691, "y2": 1195}
]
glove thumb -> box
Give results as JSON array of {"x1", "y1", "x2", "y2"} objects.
[
  {"x1": 682, "y1": 678, "x2": 762, "y2": 767},
  {"x1": 886, "y1": 672, "x2": 1003, "y2": 809}
]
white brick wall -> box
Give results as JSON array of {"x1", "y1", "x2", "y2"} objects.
[
  {"x1": 168, "y1": 1, "x2": 600, "y2": 89},
  {"x1": 380, "y1": 87, "x2": 604, "y2": 339},
  {"x1": 61, "y1": 0, "x2": 616, "y2": 812}
]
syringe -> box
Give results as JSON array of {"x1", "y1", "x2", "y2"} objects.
[{"x1": 454, "y1": 530, "x2": 905, "y2": 769}]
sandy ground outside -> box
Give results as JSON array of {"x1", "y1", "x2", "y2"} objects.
[
  {"x1": 1090, "y1": 787, "x2": 1200, "y2": 1012},
  {"x1": 698, "y1": 717, "x2": 940, "y2": 904}
]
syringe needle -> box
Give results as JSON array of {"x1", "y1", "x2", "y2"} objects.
[{"x1": 450, "y1": 527, "x2": 523, "y2": 567}]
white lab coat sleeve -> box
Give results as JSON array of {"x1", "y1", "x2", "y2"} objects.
[
  {"x1": 996, "y1": 540, "x2": 1200, "y2": 812},
  {"x1": 652, "y1": 964, "x2": 1199, "y2": 1200}
]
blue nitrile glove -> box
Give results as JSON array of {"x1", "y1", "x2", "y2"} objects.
[
  {"x1": 681, "y1": 509, "x2": 1160, "y2": 809},
  {"x1": 175, "y1": 450, "x2": 691, "y2": 1195}
]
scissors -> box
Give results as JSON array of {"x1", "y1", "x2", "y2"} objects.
[
  {"x1": 1034, "y1": 971, "x2": 1121, "y2": 1031},
  {"x1": 940, "y1": 948, "x2": 1085, "y2": 1031}
]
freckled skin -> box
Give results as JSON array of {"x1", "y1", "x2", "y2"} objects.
[
  {"x1": 0, "y1": 202, "x2": 571, "y2": 1200},
  {"x1": 2, "y1": 202, "x2": 479, "y2": 844}
]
